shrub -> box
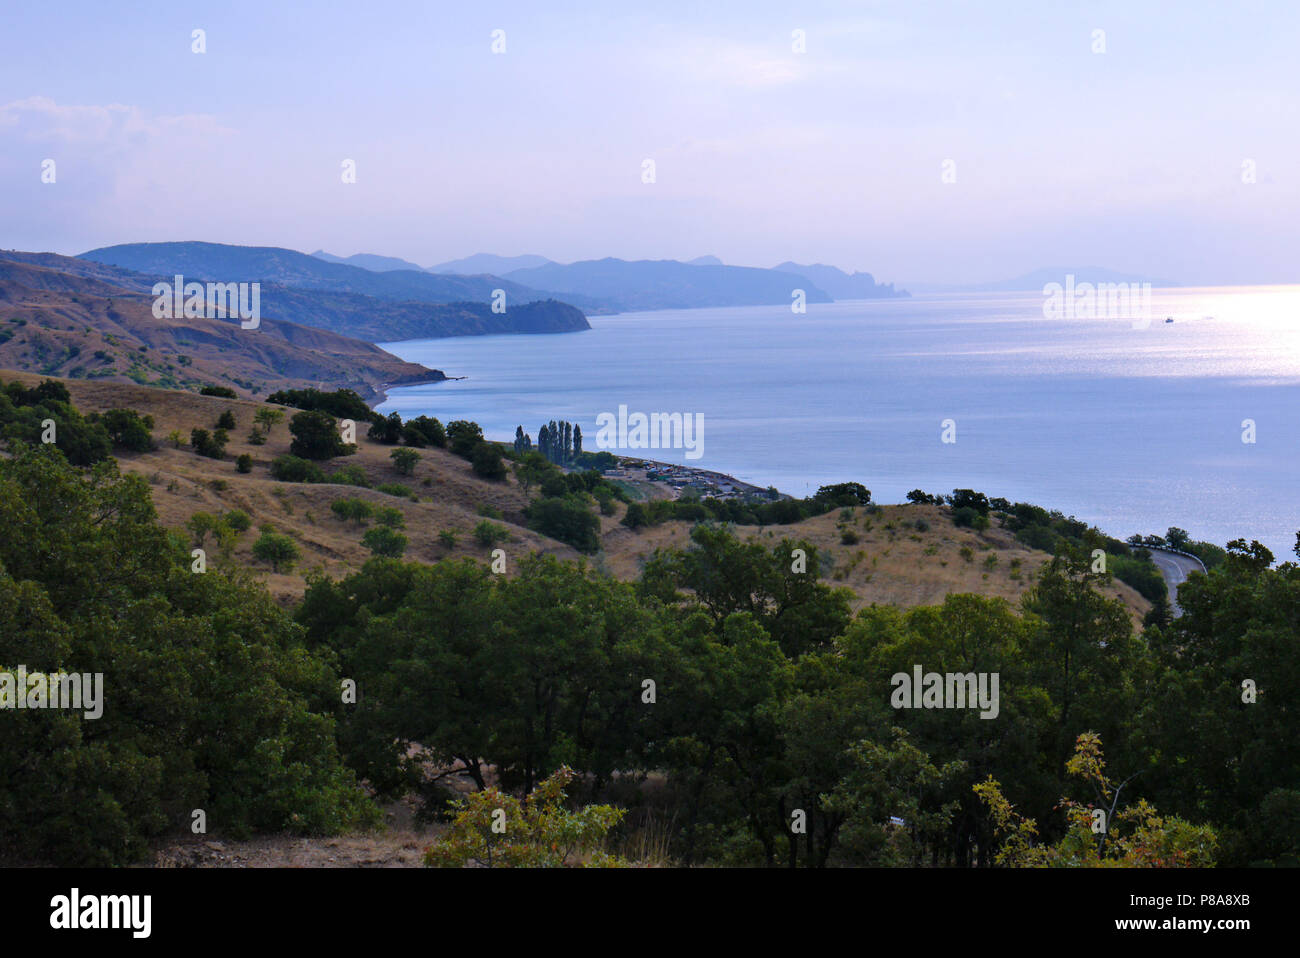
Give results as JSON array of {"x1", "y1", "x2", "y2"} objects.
[
  {"x1": 252, "y1": 530, "x2": 300, "y2": 572},
  {"x1": 471, "y1": 442, "x2": 507, "y2": 480},
  {"x1": 438, "y1": 530, "x2": 458, "y2": 549},
  {"x1": 447, "y1": 420, "x2": 485, "y2": 458},
  {"x1": 622, "y1": 501, "x2": 648, "y2": 530},
  {"x1": 269, "y1": 454, "x2": 324, "y2": 483},
  {"x1": 525, "y1": 495, "x2": 601, "y2": 553},
  {"x1": 190, "y1": 427, "x2": 226, "y2": 460},
  {"x1": 473, "y1": 520, "x2": 510, "y2": 548},
  {"x1": 390, "y1": 447, "x2": 421, "y2": 476},
  {"x1": 374, "y1": 506, "x2": 405, "y2": 529},
  {"x1": 331, "y1": 498, "x2": 373, "y2": 525},
  {"x1": 376, "y1": 483, "x2": 413, "y2": 498},
  {"x1": 236, "y1": 453, "x2": 253, "y2": 473},
  {"x1": 330, "y1": 464, "x2": 371, "y2": 488},
  {"x1": 224, "y1": 509, "x2": 251, "y2": 532},
  {"x1": 92, "y1": 408, "x2": 154, "y2": 452},
  {"x1": 361, "y1": 526, "x2": 408, "y2": 558},
  {"x1": 424, "y1": 767, "x2": 626, "y2": 868},
  {"x1": 289, "y1": 410, "x2": 350, "y2": 460},
  {"x1": 199, "y1": 385, "x2": 238, "y2": 398},
  {"x1": 840, "y1": 529, "x2": 860, "y2": 545},
  {"x1": 216, "y1": 410, "x2": 237, "y2": 430}
]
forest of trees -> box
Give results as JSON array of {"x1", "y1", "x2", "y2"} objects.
[{"x1": 3, "y1": 381, "x2": 1298, "y2": 868}]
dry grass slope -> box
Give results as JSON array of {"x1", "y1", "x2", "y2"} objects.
[{"x1": 2, "y1": 371, "x2": 1150, "y2": 622}]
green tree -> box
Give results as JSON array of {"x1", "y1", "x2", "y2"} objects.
[
  {"x1": 362, "y1": 526, "x2": 408, "y2": 558},
  {"x1": 471, "y1": 442, "x2": 507, "y2": 480},
  {"x1": 331, "y1": 498, "x2": 373, "y2": 525},
  {"x1": 390, "y1": 447, "x2": 421, "y2": 476},
  {"x1": 447, "y1": 420, "x2": 484, "y2": 458},
  {"x1": 289, "y1": 410, "x2": 349, "y2": 460},
  {"x1": 252, "y1": 530, "x2": 300, "y2": 572}
]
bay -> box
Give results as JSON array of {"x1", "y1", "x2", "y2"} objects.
[{"x1": 378, "y1": 287, "x2": 1300, "y2": 559}]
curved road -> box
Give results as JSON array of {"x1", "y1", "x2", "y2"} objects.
[{"x1": 1144, "y1": 547, "x2": 1206, "y2": 615}]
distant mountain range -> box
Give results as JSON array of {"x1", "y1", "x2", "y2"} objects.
[
  {"x1": 311, "y1": 250, "x2": 427, "y2": 272},
  {"x1": 499, "y1": 258, "x2": 837, "y2": 311},
  {"x1": 426, "y1": 253, "x2": 554, "y2": 275},
  {"x1": 772, "y1": 262, "x2": 907, "y2": 299},
  {"x1": 83, "y1": 242, "x2": 559, "y2": 306},
  {"x1": 79, "y1": 242, "x2": 910, "y2": 315},
  {"x1": 905, "y1": 267, "x2": 1180, "y2": 293}
]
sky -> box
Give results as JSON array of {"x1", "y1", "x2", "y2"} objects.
[{"x1": 1, "y1": 0, "x2": 1297, "y2": 286}]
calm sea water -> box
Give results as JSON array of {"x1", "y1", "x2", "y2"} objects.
[{"x1": 378, "y1": 288, "x2": 1300, "y2": 559}]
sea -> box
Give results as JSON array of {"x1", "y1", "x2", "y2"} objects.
[{"x1": 377, "y1": 286, "x2": 1300, "y2": 559}]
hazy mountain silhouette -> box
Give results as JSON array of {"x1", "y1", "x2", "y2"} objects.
[
  {"x1": 428, "y1": 252, "x2": 554, "y2": 275},
  {"x1": 773, "y1": 262, "x2": 908, "y2": 299},
  {"x1": 311, "y1": 250, "x2": 427, "y2": 272},
  {"x1": 502, "y1": 257, "x2": 833, "y2": 311}
]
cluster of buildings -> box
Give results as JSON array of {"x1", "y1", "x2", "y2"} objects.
[{"x1": 605, "y1": 458, "x2": 766, "y2": 501}]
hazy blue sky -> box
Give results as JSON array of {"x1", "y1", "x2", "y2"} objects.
[{"x1": 2, "y1": 1, "x2": 1296, "y2": 285}]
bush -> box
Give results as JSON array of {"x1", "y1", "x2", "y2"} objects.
[
  {"x1": 952, "y1": 506, "x2": 979, "y2": 528},
  {"x1": 216, "y1": 410, "x2": 237, "y2": 430},
  {"x1": 390, "y1": 447, "x2": 421, "y2": 476},
  {"x1": 405, "y1": 415, "x2": 446, "y2": 448},
  {"x1": 236, "y1": 453, "x2": 253, "y2": 473},
  {"x1": 525, "y1": 495, "x2": 601, "y2": 553},
  {"x1": 472, "y1": 443, "x2": 507, "y2": 480},
  {"x1": 622, "y1": 501, "x2": 648, "y2": 530},
  {"x1": 91, "y1": 408, "x2": 154, "y2": 452},
  {"x1": 330, "y1": 464, "x2": 371, "y2": 488},
  {"x1": 473, "y1": 520, "x2": 510, "y2": 547},
  {"x1": 447, "y1": 420, "x2": 485, "y2": 458},
  {"x1": 840, "y1": 529, "x2": 859, "y2": 545},
  {"x1": 270, "y1": 454, "x2": 324, "y2": 483},
  {"x1": 438, "y1": 530, "x2": 458, "y2": 549},
  {"x1": 224, "y1": 509, "x2": 252, "y2": 532},
  {"x1": 424, "y1": 767, "x2": 626, "y2": 868},
  {"x1": 199, "y1": 385, "x2": 238, "y2": 398},
  {"x1": 252, "y1": 530, "x2": 300, "y2": 572},
  {"x1": 289, "y1": 410, "x2": 350, "y2": 460},
  {"x1": 190, "y1": 427, "x2": 226, "y2": 459},
  {"x1": 376, "y1": 483, "x2": 413, "y2": 498},
  {"x1": 331, "y1": 498, "x2": 373, "y2": 525},
  {"x1": 374, "y1": 506, "x2": 405, "y2": 528},
  {"x1": 361, "y1": 526, "x2": 408, "y2": 558}
]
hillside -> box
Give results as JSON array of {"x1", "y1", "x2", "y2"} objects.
[
  {"x1": 81, "y1": 241, "x2": 547, "y2": 304},
  {"x1": 1, "y1": 248, "x2": 590, "y2": 346},
  {"x1": 0, "y1": 258, "x2": 439, "y2": 401},
  {"x1": 0, "y1": 372, "x2": 1151, "y2": 622},
  {"x1": 80, "y1": 242, "x2": 613, "y2": 315}
]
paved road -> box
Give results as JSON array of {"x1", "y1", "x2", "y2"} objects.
[{"x1": 1145, "y1": 548, "x2": 1206, "y2": 615}]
